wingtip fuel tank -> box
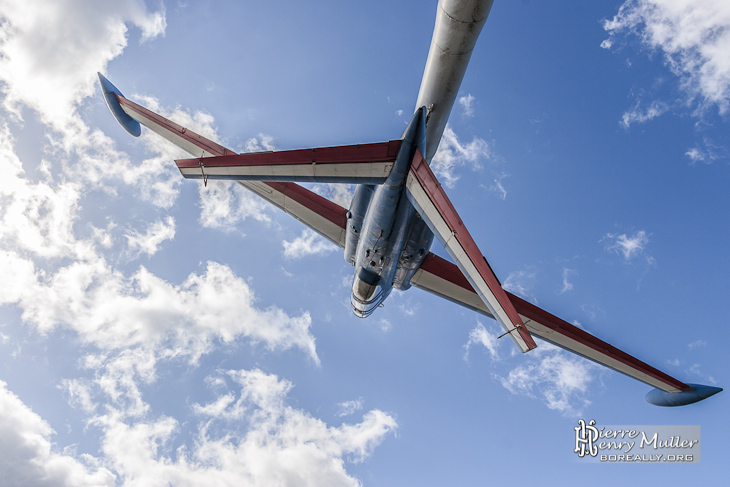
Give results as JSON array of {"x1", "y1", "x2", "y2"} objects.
[
  {"x1": 97, "y1": 73, "x2": 142, "y2": 137},
  {"x1": 646, "y1": 383, "x2": 723, "y2": 407}
]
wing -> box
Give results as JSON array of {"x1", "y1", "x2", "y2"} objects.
[
  {"x1": 411, "y1": 252, "x2": 696, "y2": 394},
  {"x1": 175, "y1": 141, "x2": 401, "y2": 184},
  {"x1": 405, "y1": 149, "x2": 537, "y2": 353},
  {"x1": 403, "y1": 150, "x2": 723, "y2": 404},
  {"x1": 99, "y1": 73, "x2": 348, "y2": 247}
]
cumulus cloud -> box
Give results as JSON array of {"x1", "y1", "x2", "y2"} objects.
[
  {"x1": 125, "y1": 216, "x2": 175, "y2": 257},
  {"x1": 89, "y1": 369, "x2": 396, "y2": 486},
  {"x1": 497, "y1": 342, "x2": 599, "y2": 416},
  {"x1": 603, "y1": 0, "x2": 730, "y2": 114},
  {"x1": 0, "y1": 0, "x2": 208, "y2": 212},
  {"x1": 199, "y1": 181, "x2": 271, "y2": 230},
  {"x1": 9, "y1": 257, "x2": 319, "y2": 364},
  {"x1": 602, "y1": 230, "x2": 649, "y2": 260},
  {"x1": 283, "y1": 229, "x2": 338, "y2": 260},
  {"x1": 463, "y1": 328, "x2": 599, "y2": 416},
  {"x1": 0, "y1": 0, "x2": 165, "y2": 135},
  {"x1": 0, "y1": 123, "x2": 91, "y2": 260},
  {"x1": 431, "y1": 126, "x2": 490, "y2": 188},
  {"x1": 0, "y1": 380, "x2": 115, "y2": 487}
]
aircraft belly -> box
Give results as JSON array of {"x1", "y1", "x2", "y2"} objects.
[{"x1": 393, "y1": 213, "x2": 435, "y2": 290}]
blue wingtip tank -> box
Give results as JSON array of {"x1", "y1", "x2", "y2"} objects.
[
  {"x1": 646, "y1": 383, "x2": 723, "y2": 407},
  {"x1": 97, "y1": 72, "x2": 141, "y2": 137}
]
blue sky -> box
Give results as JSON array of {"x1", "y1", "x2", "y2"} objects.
[{"x1": 0, "y1": 0, "x2": 728, "y2": 485}]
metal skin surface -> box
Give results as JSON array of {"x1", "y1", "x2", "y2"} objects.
[
  {"x1": 416, "y1": 0, "x2": 494, "y2": 161},
  {"x1": 646, "y1": 384, "x2": 724, "y2": 407},
  {"x1": 348, "y1": 0, "x2": 493, "y2": 315},
  {"x1": 350, "y1": 108, "x2": 427, "y2": 317},
  {"x1": 97, "y1": 73, "x2": 141, "y2": 137},
  {"x1": 100, "y1": 0, "x2": 722, "y2": 405}
]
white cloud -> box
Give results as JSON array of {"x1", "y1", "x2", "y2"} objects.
[
  {"x1": 4, "y1": 253, "x2": 319, "y2": 364},
  {"x1": 242, "y1": 134, "x2": 276, "y2": 152},
  {"x1": 125, "y1": 216, "x2": 175, "y2": 257},
  {"x1": 431, "y1": 126, "x2": 490, "y2": 188},
  {"x1": 193, "y1": 392, "x2": 240, "y2": 419},
  {"x1": 458, "y1": 93, "x2": 475, "y2": 117},
  {"x1": 688, "y1": 339, "x2": 706, "y2": 350},
  {"x1": 90, "y1": 369, "x2": 397, "y2": 486},
  {"x1": 463, "y1": 328, "x2": 599, "y2": 416},
  {"x1": 498, "y1": 343, "x2": 599, "y2": 416},
  {"x1": 0, "y1": 380, "x2": 115, "y2": 487},
  {"x1": 310, "y1": 183, "x2": 353, "y2": 209},
  {"x1": 603, "y1": 0, "x2": 730, "y2": 114},
  {"x1": 283, "y1": 229, "x2": 338, "y2": 260},
  {"x1": 60, "y1": 378, "x2": 97, "y2": 414},
  {"x1": 376, "y1": 318, "x2": 392, "y2": 332},
  {"x1": 620, "y1": 99, "x2": 668, "y2": 128},
  {"x1": 685, "y1": 362, "x2": 715, "y2": 383},
  {"x1": 560, "y1": 268, "x2": 575, "y2": 294},
  {"x1": 0, "y1": 123, "x2": 93, "y2": 260},
  {"x1": 464, "y1": 322, "x2": 500, "y2": 361},
  {"x1": 503, "y1": 268, "x2": 537, "y2": 303},
  {"x1": 0, "y1": 0, "x2": 165, "y2": 135},
  {"x1": 337, "y1": 397, "x2": 364, "y2": 417},
  {"x1": 199, "y1": 180, "x2": 271, "y2": 230},
  {"x1": 490, "y1": 173, "x2": 508, "y2": 200},
  {"x1": 0, "y1": 2, "x2": 200, "y2": 212},
  {"x1": 603, "y1": 230, "x2": 649, "y2": 260},
  {"x1": 684, "y1": 137, "x2": 726, "y2": 164}
]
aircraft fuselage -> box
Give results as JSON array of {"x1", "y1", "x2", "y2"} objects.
[{"x1": 347, "y1": 0, "x2": 494, "y2": 317}]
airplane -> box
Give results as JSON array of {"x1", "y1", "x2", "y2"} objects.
[{"x1": 98, "y1": 0, "x2": 721, "y2": 407}]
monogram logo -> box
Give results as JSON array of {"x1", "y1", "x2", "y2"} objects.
[{"x1": 574, "y1": 419, "x2": 599, "y2": 457}]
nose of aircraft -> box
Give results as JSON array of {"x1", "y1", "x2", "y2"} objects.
[{"x1": 351, "y1": 267, "x2": 384, "y2": 318}]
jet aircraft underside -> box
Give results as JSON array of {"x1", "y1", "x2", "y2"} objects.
[{"x1": 99, "y1": 0, "x2": 721, "y2": 407}]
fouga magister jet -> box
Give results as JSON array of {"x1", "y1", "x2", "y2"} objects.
[{"x1": 99, "y1": 0, "x2": 721, "y2": 407}]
